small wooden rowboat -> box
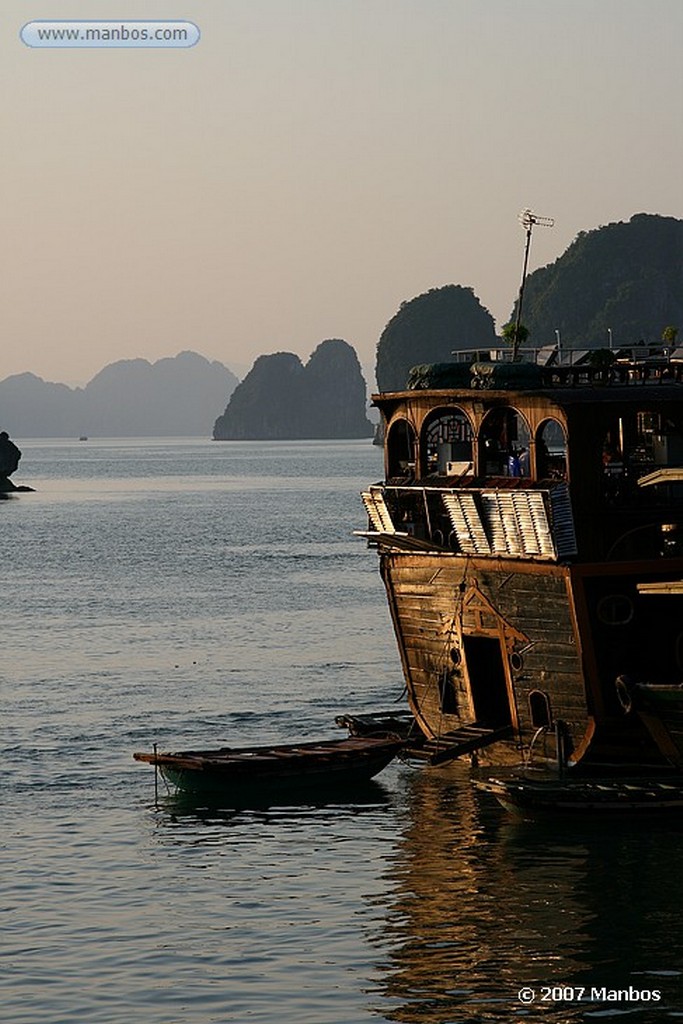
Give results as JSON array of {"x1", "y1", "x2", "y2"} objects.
[
  {"x1": 133, "y1": 734, "x2": 403, "y2": 801},
  {"x1": 475, "y1": 771, "x2": 683, "y2": 814}
]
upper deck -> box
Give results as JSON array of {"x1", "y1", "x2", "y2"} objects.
[{"x1": 366, "y1": 345, "x2": 683, "y2": 564}]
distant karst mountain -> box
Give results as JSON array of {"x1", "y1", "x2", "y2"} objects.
[
  {"x1": 81, "y1": 352, "x2": 238, "y2": 436},
  {"x1": 0, "y1": 351, "x2": 238, "y2": 437},
  {"x1": 0, "y1": 373, "x2": 79, "y2": 438},
  {"x1": 511, "y1": 213, "x2": 683, "y2": 348},
  {"x1": 375, "y1": 285, "x2": 497, "y2": 392},
  {"x1": 213, "y1": 339, "x2": 373, "y2": 440}
]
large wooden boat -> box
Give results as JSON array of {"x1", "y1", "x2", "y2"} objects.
[
  {"x1": 359, "y1": 345, "x2": 683, "y2": 773},
  {"x1": 133, "y1": 735, "x2": 403, "y2": 801}
]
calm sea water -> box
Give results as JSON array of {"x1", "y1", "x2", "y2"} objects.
[{"x1": 2, "y1": 438, "x2": 682, "y2": 1024}]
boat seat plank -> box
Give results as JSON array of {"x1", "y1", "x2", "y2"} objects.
[{"x1": 405, "y1": 724, "x2": 512, "y2": 765}]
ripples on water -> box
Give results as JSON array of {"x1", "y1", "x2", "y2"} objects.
[{"x1": 2, "y1": 439, "x2": 682, "y2": 1023}]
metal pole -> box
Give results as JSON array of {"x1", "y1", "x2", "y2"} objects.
[
  {"x1": 555, "y1": 721, "x2": 566, "y2": 775},
  {"x1": 422, "y1": 487, "x2": 432, "y2": 539},
  {"x1": 513, "y1": 210, "x2": 553, "y2": 362},
  {"x1": 513, "y1": 224, "x2": 533, "y2": 362}
]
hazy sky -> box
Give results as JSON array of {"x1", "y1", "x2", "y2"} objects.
[{"x1": 2, "y1": 0, "x2": 682, "y2": 386}]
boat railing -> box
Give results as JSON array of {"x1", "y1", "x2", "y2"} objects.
[
  {"x1": 361, "y1": 481, "x2": 577, "y2": 561},
  {"x1": 443, "y1": 345, "x2": 683, "y2": 386},
  {"x1": 450, "y1": 343, "x2": 683, "y2": 367}
]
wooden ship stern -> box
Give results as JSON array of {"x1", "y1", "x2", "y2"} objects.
[{"x1": 359, "y1": 349, "x2": 683, "y2": 772}]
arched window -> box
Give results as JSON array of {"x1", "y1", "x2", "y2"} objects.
[
  {"x1": 529, "y1": 690, "x2": 553, "y2": 729},
  {"x1": 420, "y1": 407, "x2": 473, "y2": 476},
  {"x1": 537, "y1": 418, "x2": 567, "y2": 480},
  {"x1": 386, "y1": 419, "x2": 416, "y2": 478},
  {"x1": 479, "y1": 407, "x2": 531, "y2": 478}
]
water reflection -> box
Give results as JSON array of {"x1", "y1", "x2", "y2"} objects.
[
  {"x1": 155, "y1": 778, "x2": 392, "y2": 825},
  {"x1": 375, "y1": 764, "x2": 683, "y2": 1023}
]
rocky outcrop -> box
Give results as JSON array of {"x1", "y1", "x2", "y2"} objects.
[
  {"x1": 0, "y1": 351, "x2": 238, "y2": 437},
  {"x1": 511, "y1": 213, "x2": 683, "y2": 348},
  {"x1": 214, "y1": 352, "x2": 307, "y2": 440},
  {"x1": 81, "y1": 351, "x2": 238, "y2": 436},
  {"x1": 213, "y1": 339, "x2": 373, "y2": 440},
  {"x1": 304, "y1": 340, "x2": 374, "y2": 438},
  {"x1": 375, "y1": 285, "x2": 497, "y2": 392}
]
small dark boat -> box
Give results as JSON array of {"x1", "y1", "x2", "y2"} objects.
[
  {"x1": 475, "y1": 770, "x2": 683, "y2": 815},
  {"x1": 133, "y1": 734, "x2": 403, "y2": 801},
  {"x1": 335, "y1": 710, "x2": 418, "y2": 740},
  {"x1": 614, "y1": 676, "x2": 683, "y2": 766},
  {"x1": 613, "y1": 677, "x2": 683, "y2": 718}
]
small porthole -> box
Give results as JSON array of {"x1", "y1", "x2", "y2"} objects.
[
  {"x1": 597, "y1": 594, "x2": 634, "y2": 626},
  {"x1": 510, "y1": 651, "x2": 524, "y2": 673},
  {"x1": 450, "y1": 647, "x2": 461, "y2": 667}
]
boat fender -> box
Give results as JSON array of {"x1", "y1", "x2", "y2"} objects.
[{"x1": 615, "y1": 674, "x2": 635, "y2": 714}]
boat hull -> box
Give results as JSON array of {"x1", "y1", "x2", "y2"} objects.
[
  {"x1": 381, "y1": 551, "x2": 588, "y2": 761},
  {"x1": 134, "y1": 736, "x2": 403, "y2": 802},
  {"x1": 380, "y1": 549, "x2": 683, "y2": 769},
  {"x1": 476, "y1": 771, "x2": 683, "y2": 814}
]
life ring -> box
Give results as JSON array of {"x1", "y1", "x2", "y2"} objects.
[{"x1": 615, "y1": 674, "x2": 634, "y2": 714}]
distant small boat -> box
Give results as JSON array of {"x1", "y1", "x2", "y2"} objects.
[
  {"x1": 475, "y1": 770, "x2": 683, "y2": 814},
  {"x1": 133, "y1": 735, "x2": 403, "y2": 801},
  {"x1": 78, "y1": 436, "x2": 88, "y2": 441}
]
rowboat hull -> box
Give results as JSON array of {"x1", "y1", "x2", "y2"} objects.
[
  {"x1": 475, "y1": 770, "x2": 683, "y2": 815},
  {"x1": 134, "y1": 735, "x2": 403, "y2": 802}
]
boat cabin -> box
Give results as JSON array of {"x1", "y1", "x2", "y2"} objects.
[{"x1": 360, "y1": 346, "x2": 683, "y2": 771}]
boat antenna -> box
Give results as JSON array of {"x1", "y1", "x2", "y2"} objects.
[{"x1": 512, "y1": 208, "x2": 554, "y2": 361}]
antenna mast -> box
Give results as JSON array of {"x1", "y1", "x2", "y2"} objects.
[{"x1": 512, "y1": 208, "x2": 554, "y2": 360}]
